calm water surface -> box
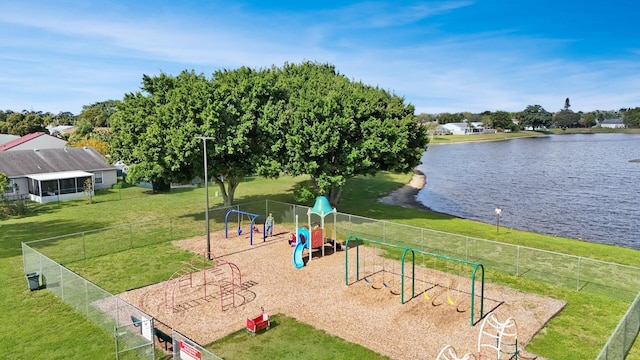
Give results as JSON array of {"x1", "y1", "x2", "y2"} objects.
[{"x1": 416, "y1": 133, "x2": 640, "y2": 249}]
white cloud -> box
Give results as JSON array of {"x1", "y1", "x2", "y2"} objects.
[{"x1": 0, "y1": 1, "x2": 637, "y2": 114}]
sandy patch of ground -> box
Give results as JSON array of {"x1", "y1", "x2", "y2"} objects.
[
  {"x1": 118, "y1": 226, "x2": 565, "y2": 359},
  {"x1": 378, "y1": 169, "x2": 432, "y2": 211}
]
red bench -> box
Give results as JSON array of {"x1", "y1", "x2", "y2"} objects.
[{"x1": 246, "y1": 310, "x2": 270, "y2": 335}]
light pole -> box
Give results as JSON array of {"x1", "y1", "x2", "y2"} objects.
[
  {"x1": 495, "y1": 207, "x2": 502, "y2": 234},
  {"x1": 196, "y1": 136, "x2": 215, "y2": 259}
]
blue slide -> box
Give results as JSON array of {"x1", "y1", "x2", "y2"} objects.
[{"x1": 292, "y1": 227, "x2": 310, "y2": 268}]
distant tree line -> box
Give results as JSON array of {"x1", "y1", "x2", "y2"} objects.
[
  {"x1": 2, "y1": 80, "x2": 639, "y2": 206},
  {"x1": 416, "y1": 99, "x2": 639, "y2": 130},
  {"x1": 0, "y1": 100, "x2": 119, "y2": 155}
]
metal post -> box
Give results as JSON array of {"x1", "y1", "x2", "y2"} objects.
[{"x1": 196, "y1": 136, "x2": 215, "y2": 260}]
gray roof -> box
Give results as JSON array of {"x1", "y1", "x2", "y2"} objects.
[
  {"x1": 0, "y1": 147, "x2": 115, "y2": 177},
  {"x1": 0, "y1": 134, "x2": 20, "y2": 146},
  {"x1": 601, "y1": 118, "x2": 624, "y2": 124}
]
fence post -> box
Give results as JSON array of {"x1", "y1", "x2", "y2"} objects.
[
  {"x1": 84, "y1": 280, "x2": 89, "y2": 316},
  {"x1": 383, "y1": 221, "x2": 386, "y2": 243},
  {"x1": 576, "y1": 257, "x2": 581, "y2": 291},
  {"x1": 623, "y1": 317, "x2": 628, "y2": 355},
  {"x1": 516, "y1": 246, "x2": 520, "y2": 276},
  {"x1": 465, "y1": 237, "x2": 469, "y2": 262},
  {"x1": 60, "y1": 264, "x2": 65, "y2": 301}
]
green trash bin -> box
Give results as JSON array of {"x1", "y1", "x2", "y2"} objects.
[{"x1": 26, "y1": 272, "x2": 40, "y2": 291}]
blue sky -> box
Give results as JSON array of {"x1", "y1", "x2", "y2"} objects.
[{"x1": 1, "y1": 1, "x2": 639, "y2": 115}]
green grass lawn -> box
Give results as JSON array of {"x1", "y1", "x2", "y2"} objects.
[
  {"x1": 208, "y1": 314, "x2": 390, "y2": 360},
  {"x1": 2, "y1": 173, "x2": 640, "y2": 359}
]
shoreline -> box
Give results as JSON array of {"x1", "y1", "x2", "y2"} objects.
[{"x1": 377, "y1": 168, "x2": 433, "y2": 211}]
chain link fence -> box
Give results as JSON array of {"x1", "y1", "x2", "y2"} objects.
[
  {"x1": 22, "y1": 199, "x2": 640, "y2": 359},
  {"x1": 22, "y1": 243, "x2": 155, "y2": 360}
]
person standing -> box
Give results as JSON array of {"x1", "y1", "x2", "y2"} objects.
[{"x1": 265, "y1": 212, "x2": 274, "y2": 237}]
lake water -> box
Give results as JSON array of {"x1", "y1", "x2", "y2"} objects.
[{"x1": 416, "y1": 133, "x2": 640, "y2": 249}]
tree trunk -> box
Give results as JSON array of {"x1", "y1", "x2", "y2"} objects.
[
  {"x1": 226, "y1": 176, "x2": 242, "y2": 206},
  {"x1": 213, "y1": 175, "x2": 243, "y2": 206},
  {"x1": 327, "y1": 185, "x2": 343, "y2": 207},
  {"x1": 152, "y1": 178, "x2": 171, "y2": 193}
]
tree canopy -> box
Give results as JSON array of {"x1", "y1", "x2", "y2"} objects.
[
  {"x1": 520, "y1": 105, "x2": 552, "y2": 130},
  {"x1": 76, "y1": 100, "x2": 121, "y2": 127},
  {"x1": 110, "y1": 68, "x2": 284, "y2": 201},
  {"x1": 109, "y1": 62, "x2": 428, "y2": 205},
  {"x1": 276, "y1": 62, "x2": 428, "y2": 204},
  {"x1": 489, "y1": 111, "x2": 513, "y2": 130},
  {"x1": 623, "y1": 107, "x2": 640, "y2": 128},
  {"x1": 554, "y1": 109, "x2": 580, "y2": 128}
]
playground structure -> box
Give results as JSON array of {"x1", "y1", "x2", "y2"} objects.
[
  {"x1": 225, "y1": 209, "x2": 266, "y2": 246},
  {"x1": 292, "y1": 196, "x2": 339, "y2": 268},
  {"x1": 164, "y1": 251, "x2": 242, "y2": 312},
  {"x1": 436, "y1": 345, "x2": 477, "y2": 360},
  {"x1": 344, "y1": 235, "x2": 486, "y2": 326},
  {"x1": 477, "y1": 312, "x2": 519, "y2": 359}
]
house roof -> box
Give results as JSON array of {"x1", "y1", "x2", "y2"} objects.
[
  {"x1": 442, "y1": 122, "x2": 468, "y2": 129},
  {"x1": 28, "y1": 170, "x2": 93, "y2": 181},
  {"x1": 601, "y1": 118, "x2": 624, "y2": 124},
  {"x1": 0, "y1": 134, "x2": 20, "y2": 146},
  {"x1": 0, "y1": 132, "x2": 67, "y2": 152},
  {"x1": 0, "y1": 147, "x2": 115, "y2": 177}
]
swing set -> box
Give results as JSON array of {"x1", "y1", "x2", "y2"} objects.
[
  {"x1": 344, "y1": 235, "x2": 486, "y2": 326},
  {"x1": 421, "y1": 252, "x2": 466, "y2": 310},
  {"x1": 224, "y1": 209, "x2": 266, "y2": 246},
  {"x1": 362, "y1": 255, "x2": 399, "y2": 294}
]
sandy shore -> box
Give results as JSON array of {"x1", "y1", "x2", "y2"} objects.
[{"x1": 378, "y1": 168, "x2": 431, "y2": 210}]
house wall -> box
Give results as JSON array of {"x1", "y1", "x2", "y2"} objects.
[
  {"x1": 442, "y1": 124, "x2": 467, "y2": 135},
  {"x1": 601, "y1": 123, "x2": 625, "y2": 129},
  {"x1": 12, "y1": 177, "x2": 29, "y2": 196},
  {"x1": 93, "y1": 169, "x2": 118, "y2": 190}
]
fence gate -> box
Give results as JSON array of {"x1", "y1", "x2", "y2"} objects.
[{"x1": 115, "y1": 317, "x2": 155, "y2": 360}]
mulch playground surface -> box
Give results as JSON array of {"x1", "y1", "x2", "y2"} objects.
[{"x1": 117, "y1": 225, "x2": 565, "y2": 359}]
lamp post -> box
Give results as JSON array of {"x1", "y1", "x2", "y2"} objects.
[
  {"x1": 196, "y1": 136, "x2": 215, "y2": 259},
  {"x1": 495, "y1": 207, "x2": 502, "y2": 234}
]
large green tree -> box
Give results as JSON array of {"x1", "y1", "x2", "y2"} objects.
[
  {"x1": 76, "y1": 100, "x2": 120, "y2": 127},
  {"x1": 110, "y1": 63, "x2": 427, "y2": 205},
  {"x1": 110, "y1": 68, "x2": 283, "y2": 202},
  {"x1": 490, "y1": 111, "x2": 513, "y2": 130},
  {"x1": 111, "y1": 71, "x2": 205, "y2": 192},
  {"x1": 5, "y1": 111, "x2": 46, "y2": 136},
  {"x1": 198, "y1": 66, "x2": 284, "y2": 205},
  {"x1": 276, "y1": 62, "x2": 428, "y2": 205},
  {"x1": 554, "y1": 109, "x2": 580, "y2": 128},
  {"x1": 580, "y1": 112, "x2": 597, "y2": 128},
  {"x1": 520, "y1": 105, "x2": 552, "y2": 130},
  {"x1": 623, "y1": 107, "x2": 640, "y2": 128}
]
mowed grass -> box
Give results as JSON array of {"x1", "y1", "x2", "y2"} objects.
[
  {"x1": 2, "y1": 172, "x2": 640, "y2": 359},
  {"x1": 208, "y1": 314, "x2": 390, "y2": 360}
]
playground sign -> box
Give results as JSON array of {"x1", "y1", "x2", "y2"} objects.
[
  {"x1": 179, "y1": 341, "x2": 201, "y2": 360},
  {"x1": 141, "y1": 316, "x2": 152, "y2": 341}
]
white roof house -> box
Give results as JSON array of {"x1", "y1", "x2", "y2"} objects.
[
  {"x1": 442, "y1": 122, "x2": 470, "y2": 135},
  {"x1": 0, "y1": 147, "x2": 117, "y2": 203},
  {"x1": 600, "y1": 118, "x2": 626, "y2": 129}
]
